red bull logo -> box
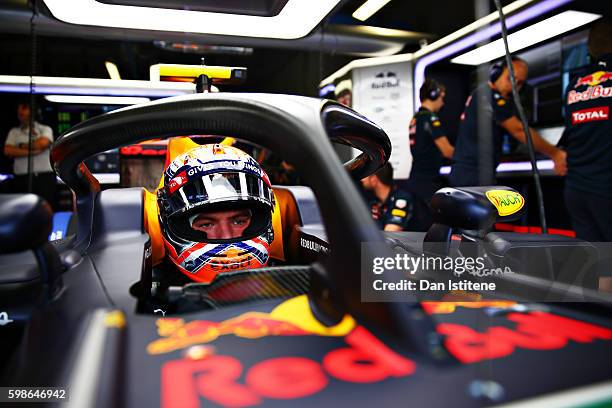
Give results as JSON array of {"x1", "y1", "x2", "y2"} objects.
[
  {"x1": 568, "y1": 84, "x2": 612, "y2": 105},
  {"x1": 438, "y1": 311, "x2": 612, "y2": 364},
  {"x1": 149, "y1": 313, "x2": 310, "y2": 355},
  {"x1": 422, "y1": 300, "x2": 517, "y2": 314},
  {"x1": 148, "y1": 295, "x2": 355, "y2": 355},
  {"x1": 167, "y1": 170, "x2": 188, "y2": 194},
  {"x1": 575, "y1": 71, "x2": 612, "y2": 87},
  {"x1": 161, "y1": 325, "x2": 416, "y2": 408},
  {"x1": 155, "y1": 295, "x2": 612, "y2": 407},
  {"x1": 212, "y1": 144, "x2": 226, "y2": 155},
  {"x1": 156, "y1": 295, "x2": 416, "y2": 408}
]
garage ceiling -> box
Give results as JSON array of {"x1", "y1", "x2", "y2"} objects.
[{"x1": 0, "y1": 0, "x2": 609, "y2": 93}]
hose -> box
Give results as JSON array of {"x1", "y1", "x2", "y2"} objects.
[{"x1": 493, "y1": 0, "x2": 548, "y2": 233}]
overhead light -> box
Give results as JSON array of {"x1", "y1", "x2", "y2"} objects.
[
  {"x1": 451, "y1": 10, "x2": 601, "y2": 65},
  {"x1": 0, "y1": 75, "x2": 193, "y2": 97},
  {"x1": 320, "y1": 0, "x2": 559, "y2": 88},
  {"x1": 45, "y1": 95, "x2": 150, "y2": 105},
  {"x1": 105, "y1": 61, "x2": 121, "y2": 80},
  {"x1": 319, "y1": 83, "x2": 336, "y2": 97},
  {"x1": 439, "y1": 159, "x2": 553, "y2": 175},
  {"x1": 412, "y1": 0, "x2": 571, "y2": 106},
  {"x1": 413, "y1": 0, "x2": 537, "y2": 60},
  {"x1": 352, "y1": 0, "x2": 392, "y2": 21},
  {"x1": 42, "y1": 0, "x2": 340, "y2": 40}
]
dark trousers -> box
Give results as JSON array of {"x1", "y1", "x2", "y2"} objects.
[
  {"x1": 564, "y1": 187, "x2": 612, "y2": 242},
  {"x1": 5, "y1": 173, "x2": 58, "y2": 211}
]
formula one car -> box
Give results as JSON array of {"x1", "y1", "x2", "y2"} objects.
[{"x1": 0, "y1": 93, "x2": 611, "y2": 408}]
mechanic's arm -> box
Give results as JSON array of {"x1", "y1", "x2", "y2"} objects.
[
  {"x1": 384, "y1": 224, "x2": 403, "y2": 232},
  {"x1": 500, "y1": 116, "x2": 567, "y2": 175},
  {"x1": 12, "y1": 141, "x2": 44, "y2": 155},
  {"x1": 32, "y1": 136, "x2": 51, "y2": 150},
  {"x1": 3, "y1": 143, "x2": 32, "y2": 157},
  {"x1": 428, "y1": 116, "x2": 454, "y2": 159},
  {"x1": 433, "y1": 136, "x2": 454, "y2": 159}
]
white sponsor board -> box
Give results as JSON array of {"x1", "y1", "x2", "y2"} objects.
[{"x1": 352, "y1": 61, "x2": 414, "y2": 179}]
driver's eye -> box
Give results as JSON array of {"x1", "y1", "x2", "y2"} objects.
[
  {"x1": 232, "y1": 217, "x2": 249, "y2": 226},
  {"x1": 194, "y1": 221, "x2": 214, "y2": 229}
]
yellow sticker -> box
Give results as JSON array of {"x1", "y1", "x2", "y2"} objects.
[
  {"x1": 485, "y1": 190, "x2": 524, "y2": 216},
  {"x1": 497, "y1": 98, "x2": 506, "y2": 106},
  {"x1": 391, "y1": 208, "x2": 407, "y2": 217},
  {"x1": 104, "y1": 310, "x2": 126, "y2": 329},
  {"x1": 432, "y1": 120, "x2": 441, "y2": 127}
]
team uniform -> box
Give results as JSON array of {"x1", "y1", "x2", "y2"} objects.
[
  {"x1": 4, "y1": 122, "x2": 57, "y2": 209},
  {"x1": 402, "y1": 107, "x2": 446, "y2": 230},
  {"x1": 369, "y1": 188, "x2": 414, "y2": 230},
  {"x1": 449, "y1": 85, "x2": 515, "y2": 186},
  {"x1": 563, "y1": 54, "x2": 612, "y2": 241}
]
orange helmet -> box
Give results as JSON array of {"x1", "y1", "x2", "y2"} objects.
[{"x1": 157, "y1": 144, "x2": 274, "y2": 283}]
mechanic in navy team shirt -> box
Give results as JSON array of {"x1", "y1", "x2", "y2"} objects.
[
  {"x1": 449, "y1": 56, "x2": 567, "y2": 186},
  {"x1": 402, "y1": 78, "x2": 454, "y2": 230},
  {"x1": 563, "y1": 18, "x2": 612, "y2": 244},
  {"x1": 362, "y1": 163, "x2": 414, "y2": 231}
]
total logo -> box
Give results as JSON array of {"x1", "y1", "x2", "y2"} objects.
[{"x1": 571, "y1": 106, "x2": 609, "y2": 125}]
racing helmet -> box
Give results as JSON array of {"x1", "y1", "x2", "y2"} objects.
[{"x1": 157, "y1": 143, "x2": 275, "y2": 283}]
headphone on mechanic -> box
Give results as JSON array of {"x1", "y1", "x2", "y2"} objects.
[
  {"x1": 420, "y1": 78, "x2": 443, "y2": 102},
  {"x1": 489, "y1": 56, "x2": 525, "y2": 83}
]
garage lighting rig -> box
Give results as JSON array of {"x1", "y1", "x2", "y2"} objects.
[{"x1": 42, "y1": 0, "x2": 341, "y2": 39}]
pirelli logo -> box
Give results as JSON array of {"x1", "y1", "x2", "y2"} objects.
[{"x1": 571, "y1": 106, "x2": 609, "y2": 125}]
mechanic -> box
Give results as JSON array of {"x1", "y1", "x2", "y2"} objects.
[
  {"x1": 156, "y1": 143, "x2": 275, "y2": 285},
  {"x1": 449, "y1": 56, "x2": 567, "y2": 186},
  {"x1": 562, "y1": 19, "x2": 612, "y2": 246},
  {"x1": 335, "y1": 79, "x2": 352, "y2": 107},
  {"x1": 362, "y1": 162, "x2": 414, "y2": 231},
  {"x1": 402, "y1": 78, "x2": 454, "y2": 231},
  {"x1": 3, "y1": 100, "x2": 57, "y2": 209}
]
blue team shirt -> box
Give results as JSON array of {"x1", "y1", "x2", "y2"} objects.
[
  {"x1": 452, "y1": 85, "x2": 515, "y2": 175},
  {"x1": 369, "y1": 188, "x2": 414, "y2": 230},
  {"x1": 409, "y1": 107, "x2": 446, "y2": 180},
  {"x1": 563, "y1": 54, "x2": 612, "y2": 198}
]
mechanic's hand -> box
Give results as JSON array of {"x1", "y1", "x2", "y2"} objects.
[
  {"x1": 552, "y1": 149, "x2": 567, "y2": 176},
  {"x1": 19, "y1": 143, "x2": 42, "y2": 154}
]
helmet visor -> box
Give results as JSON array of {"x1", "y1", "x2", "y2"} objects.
[{"x1": 165, "y1": 171, "x2": 273, "y2": 217}]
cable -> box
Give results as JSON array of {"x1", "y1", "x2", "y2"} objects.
[
  {"x1": 27, "y1": 0, "x2": 38, "y2": 193},
  {"x1": 493, "y1": 0, "x2": 548, "y2": 233}
]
